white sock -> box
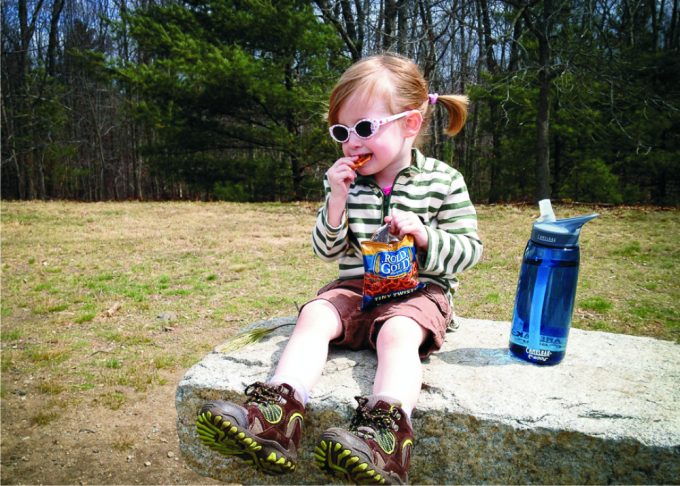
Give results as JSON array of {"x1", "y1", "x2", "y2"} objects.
[{"x1": 269, "y1": 374, "x2": 310, "y2": 405}]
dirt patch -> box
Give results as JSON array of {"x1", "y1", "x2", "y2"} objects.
[{"x1": 1, "y1": 368, "x2": 220, "y2": 485}]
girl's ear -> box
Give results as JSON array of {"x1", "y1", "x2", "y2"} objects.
[{"x1": 402, "y1": 110, "x2": 423, "y2": 137}]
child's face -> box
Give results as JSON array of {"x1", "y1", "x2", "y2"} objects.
[{"x1": 336, "y1": 91, "x2": 415, "y2": 181}]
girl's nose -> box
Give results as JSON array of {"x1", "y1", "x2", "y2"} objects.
[{"x1": 345, "y1": 131, "x2": 363, "y2": 147}]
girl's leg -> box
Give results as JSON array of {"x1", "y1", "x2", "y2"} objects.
[
  {"x1": 271, "y1": 299, "x2": 343, "y2": 399},
  {"x1": 373, "y1": 316, "x2": 427, "y2": 415},
  {"x1": 199, "y1": 300, "x2": 342, "y2": 475}
]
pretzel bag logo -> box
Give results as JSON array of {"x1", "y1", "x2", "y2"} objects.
[{"x1": 361, "y1": 234, "x2": 424, "y2": 309}]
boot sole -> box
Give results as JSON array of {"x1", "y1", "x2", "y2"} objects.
[
  {"x1": 314, "y1": 439, "x2": 388, "y2": 484},
  {"x1": 196, "y1": 410, "x2": 296, "y2": 475}
]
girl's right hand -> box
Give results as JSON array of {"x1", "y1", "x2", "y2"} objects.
[
  {"x1": 326, "y1": 156, "x2": 359, "y2": 226},
  {"x1": 327, "y1": 156, "x2": 359, "y2": 202}
]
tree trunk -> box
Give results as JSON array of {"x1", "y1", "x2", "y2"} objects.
[
  {"x1": 535, "y1": 1, "x2": 552, "y2": 202},
  {"x1": 478, "y1": 0, "x2": 503, "y2": 203},
  {"x1": 16, "y1": 0, "x2": 46, "y2": 200},
  {"x1": 396, "y1": 0, "x2": 408, "y2": 53},
  {"x1": 417, "y1": 0, "x2": 436, "y2": 79},
  {"x1": 669, "y1": 0, "x2": 679, "y2": 49},
  {"x1": 383, "y1": 0, "x2": 397, "y2": 51},
  {"x1": 47, "y1": 0, "x2": 65, "y2": 76}
]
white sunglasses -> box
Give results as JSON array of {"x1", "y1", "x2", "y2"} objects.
[{"x1": 329, "y1": 110, "x2": 417, "y2": 143}]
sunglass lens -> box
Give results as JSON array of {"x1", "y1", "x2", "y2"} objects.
[
  {"x1": 331, "y1": 126, "x2": 349, "y2": 142},
  {"x1": 355, "y1": 120, "x2": 374, "y2": 138}
]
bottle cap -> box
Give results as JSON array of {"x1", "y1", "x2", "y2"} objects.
[{"x1": 531, "y1": 213, "x2": 599, "y2": 247}]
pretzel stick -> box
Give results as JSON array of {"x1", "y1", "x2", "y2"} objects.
[{"x1": 352, "y1": 154, "x2": 371, "y2": 170}]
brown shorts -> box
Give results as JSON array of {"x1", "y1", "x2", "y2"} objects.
[{"x1": 303, "y1": 279, "x2": 452, "y2": 359}]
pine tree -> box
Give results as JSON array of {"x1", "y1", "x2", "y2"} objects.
[{"x1": 118, "y1": 0, "x2": 344, "y2": 200}]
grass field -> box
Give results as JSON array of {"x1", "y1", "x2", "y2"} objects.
[{"x1": 1, "y1": 201, "x2": 679, "y2": 484}]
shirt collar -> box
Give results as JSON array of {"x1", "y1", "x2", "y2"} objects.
[{"x1": 355, "y1": 148, "x2": 424, "y2": 186}]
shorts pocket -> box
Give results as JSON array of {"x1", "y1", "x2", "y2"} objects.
[{"x1": 422, "y1": 285, "x2": 452, "y2": 323}]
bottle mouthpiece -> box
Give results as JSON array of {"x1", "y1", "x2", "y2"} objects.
[{"x1": 537, "y1": 199, "x2": 556, "y2": 222}]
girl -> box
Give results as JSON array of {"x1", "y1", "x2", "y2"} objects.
[{"x1": 197, "y1": 53, "x2": 482, "y2": 485}]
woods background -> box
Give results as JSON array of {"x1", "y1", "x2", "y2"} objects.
[{"x1": 2, "y1": 0, "x2": 679, "y2": 204}]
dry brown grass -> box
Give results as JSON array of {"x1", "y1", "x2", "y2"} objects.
[
  {"x1": 2, "y1": 201, "x2": 678, "y2": 403},
  {"x1": 1, "y1": 201, "x2": 338, "y2": 398},
  {"x1": 1, "y1": 201, "x2": 678, "y2": 484}
]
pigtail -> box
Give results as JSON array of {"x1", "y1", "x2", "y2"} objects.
[{"x1": 435, "y1": 94, "x2": 469, "y2": 136}]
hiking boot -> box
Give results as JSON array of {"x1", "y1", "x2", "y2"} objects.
[
  {"x1": 196, "y1": 381, "x2": 304, "y2": 475},
  {"x1": 314, "y1": 395, "x2": 414, "y2": 485}
]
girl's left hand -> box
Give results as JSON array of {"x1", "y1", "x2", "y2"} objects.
[{"x1": 384, "y1": 210, "x2": 428, "y2": 250}]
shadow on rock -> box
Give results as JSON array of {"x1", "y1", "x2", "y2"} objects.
[{"x1": 435, "y1": 347, "x2": 524, "y2": 367}]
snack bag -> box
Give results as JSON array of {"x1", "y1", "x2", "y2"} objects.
[{"x1": 361, "y1": 224, "x2": 424, "y2": 309}]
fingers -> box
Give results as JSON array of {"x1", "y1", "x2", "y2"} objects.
[
  {"x1": 386, "y1": 209, "x2": 413, "y2": 234},
  {"x1": 329, "y1": 156, "x2": 358, "y2": 178},
  {"x1": 327, "y1": 156, "x2": 358, "y2": 197},
  {"x1": 391, "y1": 215, "x2": 418, "y2": 237},
  {"x1": 384, "y1": 210, "x2": 428, "y2": 249}
]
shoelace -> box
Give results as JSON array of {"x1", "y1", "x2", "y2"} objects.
[
  {"x1": 350, "y1": 396, "x2": 401, "y2": 437},
  {"x1": 244, "y1": 381, "x2": 284, "y2": 405}
]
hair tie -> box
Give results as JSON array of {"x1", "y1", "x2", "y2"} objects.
[{"x1": 428, "y1": 93, "x2": 439, "y2": 105}]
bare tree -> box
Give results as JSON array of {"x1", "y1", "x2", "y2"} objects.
[
  {"x1": 314, "y1": 0, "x2": 367, "y2": 60},
  {"x1": 47, "y1": 0, "x2": 65, "y2": 76},
  {"x1": 478, "y1": 0, "x2": 503, "y2": 202}
]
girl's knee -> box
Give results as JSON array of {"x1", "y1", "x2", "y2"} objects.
[
  {"x1": 376, "y1": 317, "x2": 426, "y2": 349},
  {"x1": 295, "y1": 299, "x2": 342, "y2": 339},
  {"x1": 299, "y1": 299, "x2": 338, "y2": 323}
]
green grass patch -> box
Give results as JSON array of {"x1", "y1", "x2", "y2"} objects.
[
  {"x1": 484, "y1": 292, "x2": 502, "y2": 304},
  {"x1": 2, "y1": 328, "x2": 22, "y2": 341},
  {"x1": 611, "y1": 241, "x2": 642, "y2": 257},
  {"x1": 73, "y1": 382, "x2": 96, "y2": 391},
  {"x1": 590, "y1": 320, "x2": 617, "y2": 333},
  {"x1": 158, "y1": 274, "x2": 170, "y2": 289},
  {"x1": 38, "y1": 381, "x2": 67, "y2": 395},
  {"x1": 47, "y1": 303, "x2": 69, "y2": 313},
  {"x1": 580, "y1": 296, "x2": 613, "y2": 313},
  {"x1": 104, "y1": 358, "x2": 123, "y2": 369},
  {"x1": 33, "y1": 282, "x2": 53, "y2": 292},
  {"x1": 153, "y1": 355, "x2": 176, "y2": 370},
  {"x1": 2, "y1": 355, "x2": 16, "y2": 372},
  {"x1": 75, "y1": 312, "x2": 97, "y2": 323},
  {"x1": 122, "y1": 333, "x2": 154, "y2": 346},
  {"x1": 100, "y1": 391, "x2": 127, "y2": 410},
  {"x1": 23, "y1": 346, "x2": 71, "y2": 366},
  {"x1": 629, "y1": 302, "x2": 679, "y2": 325}
]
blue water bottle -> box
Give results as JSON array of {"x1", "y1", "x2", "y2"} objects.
[{"x1": 509, "y1": 200, "x2": 598, "y2": 365}]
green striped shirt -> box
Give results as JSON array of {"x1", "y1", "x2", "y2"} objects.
[{"x1": 312, "y1": 149, "x2": 482, "y2": 302}]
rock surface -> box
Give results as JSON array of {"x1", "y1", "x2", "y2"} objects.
[{"x1": 176, "y1": 317, "x2": 680, "y2": 484}]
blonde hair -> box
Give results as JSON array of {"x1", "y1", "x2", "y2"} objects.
[{"x1": 327, "y1": 53, "x2": 468, "y2": 143}]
